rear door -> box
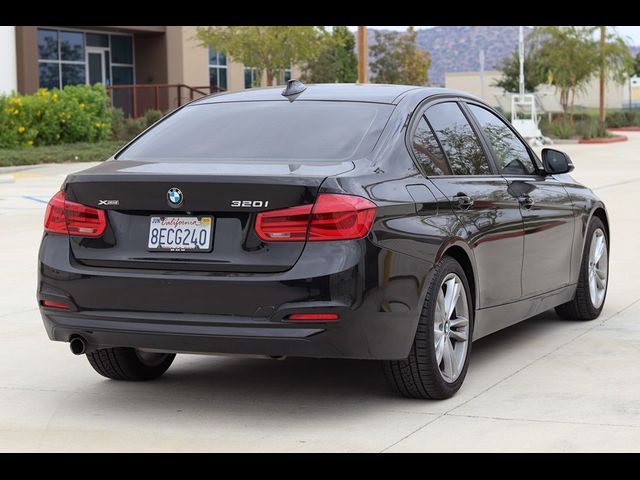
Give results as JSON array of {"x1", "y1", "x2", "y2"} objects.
[
  {"x1": 411, "y1": 100, "x2": 524, "y2": 308},
  {"x1": 464, "y1": 102, "x2": 574, "y2": 296}
]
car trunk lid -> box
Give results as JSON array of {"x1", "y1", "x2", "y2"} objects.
[{"x1": 64, "y1": 159, "x2": 354, "y2": 272}]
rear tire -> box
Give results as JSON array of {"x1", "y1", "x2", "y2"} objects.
[
  {"x1": 86, "y1": 347, "x2": 175, "y2": 381},
  {"x1": 383, "y1": 256, "x2": 474, "y2": 400},
  {"x1": 555, "y1": 217, "x2": 608, "y2": 321}
]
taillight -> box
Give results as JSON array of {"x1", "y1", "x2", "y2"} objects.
[
  {"x1": 44, "y1": 191, "x2": 106, "y2": 237},
  {"x1": 255, "y1": 194, "x2": 376, "y2": 242}
]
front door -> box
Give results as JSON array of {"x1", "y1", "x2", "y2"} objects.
[
  {"x1": 86, "y1": 47, "x2": 110, "y2": 86},
  {"x1": 463, "y1": 102, "x2": 575, "y2": 297},
  {"x1": 413, "y1": 100, "x2": 524, "y2": 309},
  {"x1": 508, "y1": 176, "x2": 574, "y2": 296}
]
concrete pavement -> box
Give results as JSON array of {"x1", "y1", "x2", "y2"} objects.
[{"x1": 0, "y1": 135, "x2": 639, "y2": 452}]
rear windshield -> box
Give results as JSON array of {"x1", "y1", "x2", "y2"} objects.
[{"x1": 117, "y1": 101, "x2": 394, "y2": 162}]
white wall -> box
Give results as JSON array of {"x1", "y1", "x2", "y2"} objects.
[{"x1": 0, "y1": 26, "x2": 17, "y2": 94}]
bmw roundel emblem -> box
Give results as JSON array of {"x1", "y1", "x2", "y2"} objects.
[{"x1": 167, "y1": 187, "x2": 183, "y2": 207}]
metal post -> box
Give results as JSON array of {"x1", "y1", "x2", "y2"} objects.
[
  {"x1": 479, "y1": 49, "x2": 485, "y2": 100},
  {"x1": 599, "y1": 26, "x2": 606, "y2": 123},
  {"x1": 177, "y1": 85, "x2": 181, "y2": 107},
  {"x1": 518, "y1": 26, "x2": 525, "y2": 96},
  {"x1": 155, "y1": 85, "x2": 160, "y2": 111},
  {"x1": 357, "y1": 26, "x2": 368, "y2": 84},
  {"x1": 131, "y1": 86, "x2": 138, "y2": 118}
]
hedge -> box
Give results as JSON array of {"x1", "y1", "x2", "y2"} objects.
[{"x1": 0, "y1": 84, "x2": 112, "y2": 148}]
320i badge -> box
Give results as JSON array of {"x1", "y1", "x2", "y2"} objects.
[{"x1": 37, "y1": 81, "x2": 609, "y2": 399}]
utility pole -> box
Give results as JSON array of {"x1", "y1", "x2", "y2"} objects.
[
  {"x1": 599, "y1": 26, "x2": 606, "y2": 123},
  {"x1": 479, "y1": 49, "x2": 485, "y2": 100},
  {"x1": 518, "y1": 26, "x2": 525, "y2": 96},
  {"x1": 357, "y1": 26, "x2": 368, "y2": 84}
]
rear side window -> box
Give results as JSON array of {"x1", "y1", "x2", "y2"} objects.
[
  {"x1": 467, "y1": 104, "x2": 537, "y2": 175},
  {"x1": 118, "y1": 101, "x2": 394, "y2": 162},
  {"x1": 424, "y1": 102, "x2": 491, "y2": 176},
  {"x1": 412, "y1": 116, "x2": 451, "y2": 176}
]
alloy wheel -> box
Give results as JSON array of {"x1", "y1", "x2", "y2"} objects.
[
  {"x1": 433, "y1": 273, "x2": 470, "y2": 383},
  {"x1": 588, "y1": 228, "x2": 608, "y2": 309}
]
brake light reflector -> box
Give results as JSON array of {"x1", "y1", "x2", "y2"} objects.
[
  {"x1": 41, "y1": 300, "x2": 70, "y2": 310},
  {"x1": 255, "y1": 194, "x2": 376, "y2": 242},
  {"x1": 288, "y1": 313, "x2": 340, "y2": 321},
  {"x1": 44, "y1": 191, "x2": 106, "y2": 237}
]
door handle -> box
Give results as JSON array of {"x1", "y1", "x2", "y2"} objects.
[
  {"x1": 453, "y1": 194, "x2": 474, "y2": 210},
  {"x1": 519, "y1": 195, "x2": 535, "y2": 209}
]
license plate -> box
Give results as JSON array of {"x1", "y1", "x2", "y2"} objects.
[{"x1": 147, "y1": 216, "x2": 213, "y2": 252}]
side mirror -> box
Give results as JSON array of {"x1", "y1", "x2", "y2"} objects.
[{"x1": 542, "y1": 148, "x2": 574, "y2": 174}]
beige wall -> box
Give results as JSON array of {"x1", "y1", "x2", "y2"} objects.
[
  {"x1": 445, "y1": 70, "x2": 628, "y2": 110},
  {"x1": 227, "y1": 61, "x2": 245, "y2": 91},
  {"x1": 444, "y1": 70, "x2": 503, "y2": 107},
  {"x1": 171, "y1": 26, "x2": 304, "y2": 94},
  {"x1": 166, "y1": 27, "x2": 208, "y2": 87}
]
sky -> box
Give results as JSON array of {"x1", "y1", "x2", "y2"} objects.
[{"x1": 345, "y1": 26, "x2": 640, "y2": 46}]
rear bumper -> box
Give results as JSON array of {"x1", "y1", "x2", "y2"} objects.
[{"x1": 38, "y1": 234, "x2": 434, "y2": 360}]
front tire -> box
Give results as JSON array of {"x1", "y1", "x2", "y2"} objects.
[
  {"x1": 383, "y1": 256, "x2": 474, "y2": 400},
  {"x1": 87, "y1": 347, "x2": 175, "y2": 381},
  {"x1": 555, "y1": 217, "x2": 609, "y2": 321}
]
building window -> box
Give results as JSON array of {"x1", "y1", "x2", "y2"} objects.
[
  {"x1": 38, "y1": 29, "x2": 85, "y2": 89},
  {"x1": 109, "y1": 34, "x2": 134, "y2": 86},
  {"x1": 37, "y1": 28, "x2": 134, "y2": 90},
  {"x1": 208, "y1": 49, "x2": 227, "y2": 90},
  {"x1": 244, "y1": 68, "x2": 258, "y2": 89}
]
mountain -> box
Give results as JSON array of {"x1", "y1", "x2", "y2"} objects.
[
  {"x1": 367, "y1": 26, "x2": 530, "y2": 87},
  {"x1": 367, "y1": 27, "x2": 639, "y2": 86},
  {"x1": 416, "y1": 26, "x2": 532, "y2": 86},
  {"x1": 367, "y1": 26, "x2": 531, "y2": 87}
]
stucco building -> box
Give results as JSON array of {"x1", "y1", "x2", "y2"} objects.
[{"x1": 1, "y1": 26, "x2": 301, "y2": 116}]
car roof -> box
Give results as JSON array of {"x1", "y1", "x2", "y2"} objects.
[{"x1": 190, "y1": 83, "x2": 475, "y2": 106}]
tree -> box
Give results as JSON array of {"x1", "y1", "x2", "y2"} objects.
[
  {"x1": 596, "y1": 26, "x2": 635, "y2": 122},
  {"x1": 635, "y1": 52, "x2": 640, "y2": 76},
  {"x1": 494, "y1": 50, "x2": 545, "y2": 93},
  {"x1": 370, "y1": 27, "x2": 430, "y2": 85},
  {"x1": 529, "y1": 26, "x2": 599, "y2": 117},
  {"x1": 196, "y1": 26, "x2": 328, "y2": 87},
  {"x1": 301, "y1": 26, "x2": 357, "y2": 83}
]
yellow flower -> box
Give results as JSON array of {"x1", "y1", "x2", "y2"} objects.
[
  {"x1": 51, "y1": 93, "x2": 59, "y2": 101},
  {"x1": 37, "y1": 89, "x2": 49, "y2": 97},
  {"x1": 10, "y1": 97, "x2": 22, "y2": 105},
  {"x1": 79, "y1": 103, "x2": 86, "y2": 110},
  {"x1": 13, "y1": 109, "x2": 19, "y2": 115},
  {"x1": 27, "y1": 140, "x2": 33, "y2": 145},
  {"x1": 95, "y1": 122, "x2": 102, "y2": 128},
  {"x1": 17, "y1": 126, "x2": 25, "y2": 133},
  {"x1": 56, "y1": 134, "x2": 60, "y2": 139}
]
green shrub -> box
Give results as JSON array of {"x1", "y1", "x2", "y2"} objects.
[
  {"x1": 143, "y1": 109, "x2": 163, "y2": 126},
  {"x1": 540, "y1": 113, "x2": 609, "y2": 140},
  {"x1": 0, "y1": 84, "x2": 112, "y2": 148},
  {"x1": 606, "y1": 111, "x2": 640, "y2": 128},
  {"x1": 110, "y1": 107, "x2": 125, "y2": 141},
  {"x1": 111, "y1": 109, "x2": 164, "y2": 142}
]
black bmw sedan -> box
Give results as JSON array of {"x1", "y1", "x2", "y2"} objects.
[{"x1": 38, "y1": 82, "x2": 609, "y2": 399}]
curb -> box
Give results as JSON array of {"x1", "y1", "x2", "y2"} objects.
[
  {"x1": 607, "y1": 127, "x2": 640, "y2": 132},
  {"x1": 578, "y1": 135, "x2": 628, "y2": 144}
]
